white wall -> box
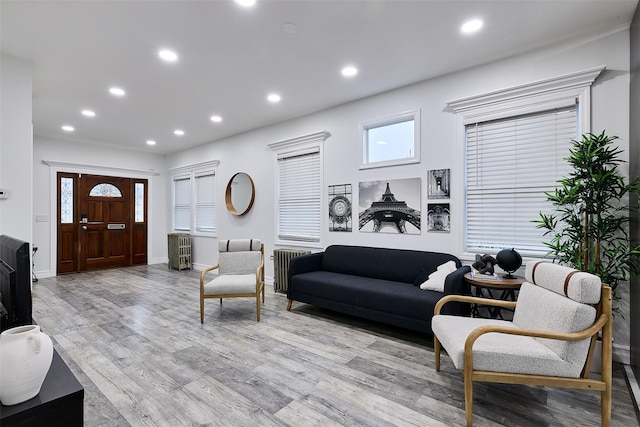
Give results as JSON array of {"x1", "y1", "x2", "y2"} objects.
[
  {"x1": 166, "y1": 28, "x2": 632, "y2": 355},
  {"x1": 0, "y1": 53, "x2": 33, "y2": 242},
  {"x1": 32, "y1": 136, "x2": 168, "y2": 277}
]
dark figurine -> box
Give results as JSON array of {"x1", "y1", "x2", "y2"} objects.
[{"x1": 472, "y1": 253, "x2": 497, "y2": 275}]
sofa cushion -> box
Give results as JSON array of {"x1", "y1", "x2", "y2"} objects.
[
  {"x1": 320, "y1": 245, "x2": 460, "y2": 285},
  {"x1": 289, "y1": 271, "x2": 442, "y2": 321},
  {"x1": 419, "y1": 261, "x2": 457, "y2": 292}
]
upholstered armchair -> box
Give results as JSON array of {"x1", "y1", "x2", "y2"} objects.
[
  {"x1": 200, "y1": 239, "x2": 265, "y2": 323},
  {"x1": 432, "y1": 260, "x2": 612, "y2": 426}
]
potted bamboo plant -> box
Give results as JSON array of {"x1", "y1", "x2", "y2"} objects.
[{"x1": 534, "y1": 131, "x2": 640, "y2": 304}]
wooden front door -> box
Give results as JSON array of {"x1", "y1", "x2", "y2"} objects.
[{"x1": 56, "y1": 173, "x2": 147, "y2": 274}]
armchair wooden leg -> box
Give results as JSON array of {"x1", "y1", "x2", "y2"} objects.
[
  {"x1": 434, "y1": 336, "x2": 441, "y2": 372},
  {"x1": 256, "y1": 294, "x2": 261, "y2": 322},
  {"x1": 220, "y1": 298, "x2": 223, "y2": 305},
  {"x1": 286, "y1": 300, "x2": 293, "y2": 311},
  {"x1": 464, "y1": 365, "x2": 474, "y2": 427},
  {"x1": 200, "y1": 296, "x2": 204, "y2": 324}
]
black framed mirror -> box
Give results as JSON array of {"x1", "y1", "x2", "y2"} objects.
[{"x1": 225, "y1": 172, "x2": 255, "y2": 216}]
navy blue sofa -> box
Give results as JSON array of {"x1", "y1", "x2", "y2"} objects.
[{"x1": 286, "y1": 245, "x2": 471, "y2": 333}]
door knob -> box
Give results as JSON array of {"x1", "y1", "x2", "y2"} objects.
[{"x1": 82, "y1": 225, "x2": 88, "y2": 230}]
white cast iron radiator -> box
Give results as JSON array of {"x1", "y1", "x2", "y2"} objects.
[{"x1": 272, "y1": 249, "x2": 311, "y2": 293}]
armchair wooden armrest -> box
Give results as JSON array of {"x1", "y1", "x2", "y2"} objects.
[
  {"x1": 200, "y1": 264, "x2": 220, "y2": 289},
  {"x1": 435, "y1": 294, "x2": 516, "y2": 315}
]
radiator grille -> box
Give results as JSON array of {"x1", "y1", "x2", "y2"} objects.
[{"x1": 273, "y1": 249, "x2": 310, "y2": 293}]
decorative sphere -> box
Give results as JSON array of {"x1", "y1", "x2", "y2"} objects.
[{"x1": 496, "y1": 248, "x2": 522, "y2": 278}]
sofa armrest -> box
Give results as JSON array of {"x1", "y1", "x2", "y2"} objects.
[
  {"x1": 441, "y1": 265, "x2": 472, "y2": 316},
  {"x1": 288, "y1": 251, "x2": 323, "y2": 280},
  {"x1": 443, "y1": 265, "x2": 471, "y2": 295}
]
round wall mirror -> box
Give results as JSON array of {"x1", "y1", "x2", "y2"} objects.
[{"x1": 225, "y1": 172, "x2": 255, "y2": 216}]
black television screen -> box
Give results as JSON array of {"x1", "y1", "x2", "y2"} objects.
[{"x1": 0, "y1": 235, "x2": 32, "y2": 331}]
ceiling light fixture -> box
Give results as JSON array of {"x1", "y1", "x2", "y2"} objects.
[
  {"x1": 81, "y1": 109, "x2": 96, "y2": 117},
  {"x1": 174, "y1": 129, "x2": 185, "y2": 136},
  {"x1": 267, "y1": 93, "x2": 281, "y2": 103},
  {"x1": 61, "y1": 125, "x2": 74, "y2": 132},
  {"x1": 235, "y1": 0, "x2": 256, "y2": 7},
  {"x1": 146, "y1": 140, "x2": 156, "y2": 146},
  {"x1": 341, "y1": 66, "x2": 358, "y2": 77},
  {"x1": 210, "y1": 115, "x2": 222, "y2": 123},
  {"x1": 109, "y1": 87, "x2": 126, "y2": 96},
  {"x1": 461, "y1": 19, "x2": 484, "y2": 34},
  {"x1": 158, "y1": 49, "x2": 178, "y2": 62}
]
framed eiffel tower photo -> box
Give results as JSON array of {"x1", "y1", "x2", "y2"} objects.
[{"x1": 358, "y1": 178, "x2": 421, "y2": 234}]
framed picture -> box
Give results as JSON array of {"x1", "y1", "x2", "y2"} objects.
[
  {"x1": 358, "y1": 178, "x2": 421, "y2": 234},
  {"x1": 328, "y1": 184, "x2": 352, "y2": 232},
  {"x1": 427, "y1": 203, "x2": 450, "y2": 232},
  {"x1": 428, "y1": 169, "x2": 450, "y2": 199}
]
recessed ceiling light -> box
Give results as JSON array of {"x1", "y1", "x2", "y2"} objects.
[
  {"x1": 341, "y1": 66, "x2": 358, "y2": 77},
  {"x1": 210, "y1": 115, "x2": 222, "y2": 123},
  {"x1": 174, "y1": 129, "x2": 185, "y2": 136},
  {"x1": 109, "y1": 87, "x2": 126, "y2": 96},
  {"x1": 267, "y1": 93, "x2": 281, "y2": 103},
  {"x1": 281, "y1": 23, "x2": 298, "y2": 35},
  {"x1": 158, "y1": 49, "x2": 178, "y2": 62},
  {"x1": 235, "y1": 0, "x2": 256, "y2": 7},
  {"x1": 146, "y1": 140, "x2": 156, "y2": 146},
  {"x1": 81, "y1": 109, "x2": 96, "y2": 117},
  {"x1": 61, "y1": 125, "x2": 74, "y2": 132},
  {"x1": 461, "y1": 19, "x2": 484, "y2": 34}
]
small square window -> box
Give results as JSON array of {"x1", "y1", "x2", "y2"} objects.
[{"x1": 361, "y1": 109, "x2": 420, "y2": 169}]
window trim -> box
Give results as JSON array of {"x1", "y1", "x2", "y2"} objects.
[
  {"x1": 446, "y1": 66, "x2": 605, "y2": 261},
  {"x1": 167, "y1": 160, "x2": 220, "y2": 237},
  {"x1": 268, "y1": 131, "x2": 330, "y2": 248},
  {"x1": 360, "y1": 109, "x2": 421, "y2": 170}
]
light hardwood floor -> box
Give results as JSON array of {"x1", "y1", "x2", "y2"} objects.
[{"x1": 32, "y1": 265, "x2": 638, "y2": 427}]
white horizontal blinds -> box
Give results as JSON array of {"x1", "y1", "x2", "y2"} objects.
[
  {"x1": 466, "y1": 105, "x2": 577, "y2": 256},
  {"x1": 173, "y1": 177, "x2": 191, "y2": 231},
  {"x1": 195, "y1": 173, "x2": 216, "y2": 233},
  {"x1": 278, "y1": 150, "x2": 321, "y2": 242}
]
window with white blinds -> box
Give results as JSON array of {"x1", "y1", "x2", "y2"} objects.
[
  {"x1": 173, "y1": 177, "x2": 191, "y2": 231},
  {"x1": 277, "y1": 150, "x2": 321, "y2": 242},
  {"x1": 195, "y1": 173, "x2": 216, "y2": 233},
  {"x1": 465, "y1": 105, "x2": 577, "y2": 256},
  {"x1": 169, "y1": 160, "x2": 219, "y2": 235}
]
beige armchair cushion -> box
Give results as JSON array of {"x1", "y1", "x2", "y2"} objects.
[
  {"x1": 525, "y1": 260, "x2": 601, "y2": 304},
  {"x1": 431, "y1": 316, "x2": 582, "y2": 377},
  {"x1": 203, "y1": 274, "x2": 256, "y2": 295}
]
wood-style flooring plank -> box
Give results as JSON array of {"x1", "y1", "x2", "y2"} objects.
[{"x1": 31, "y1": 265, "x2": 639, "y2": 427}]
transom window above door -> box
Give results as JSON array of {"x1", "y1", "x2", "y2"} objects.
[{"x1": 89, "y1": 183, "x2": 122, "y2": 197}]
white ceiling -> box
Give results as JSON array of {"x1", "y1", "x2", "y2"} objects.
[{"x1": 1, "y1": 0, "x2": 638, "y2": 155}]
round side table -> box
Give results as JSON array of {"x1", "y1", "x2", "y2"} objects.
[{"x1": 464, "y1": 272, "x2": 525, "y2": 319}]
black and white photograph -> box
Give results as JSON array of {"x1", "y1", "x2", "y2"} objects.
[
  {"x1": 358, "y1": 178, "x2": 421, "y2": 234},
  {"x1": 328, "y1": 184, "x2": 352, "y2": 232},
  {"x1": 427, "y1": 203, "x2": 451, "y2": 232},
  {"x1": 427, "y1": 169, "x2": 450, "y2": 199}
]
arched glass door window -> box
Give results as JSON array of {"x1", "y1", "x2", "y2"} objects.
[{"x1": 89, "y1": 183, "x2": 122, "y2": 197}]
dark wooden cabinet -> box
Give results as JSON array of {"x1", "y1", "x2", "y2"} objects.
[{"x1": 1, "y1": 350, "x2": 84, "y2": 426}]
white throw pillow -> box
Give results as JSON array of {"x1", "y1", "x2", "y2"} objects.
[{"x1": 420, "y1": 261, "x2": 457, "y2": 292}]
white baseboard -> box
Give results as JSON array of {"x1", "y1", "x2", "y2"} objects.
[
  {"x1": 148, "y1": 257, "x2": 168, "y2": 265},
  {"x1": 614, "y1": 343, "x2": 631, "y2": 365},
  {"x1": 34, "y1": 269, "x2": 54, "y2": 279}
]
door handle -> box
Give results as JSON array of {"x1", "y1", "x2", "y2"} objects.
[{"x1": 82, "y1": 225, "x2": 88, "y2": 230}]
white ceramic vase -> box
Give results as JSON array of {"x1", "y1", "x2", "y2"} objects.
[{"x1": 0, "y1": 324, "x2": 54, "y2": 405}]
